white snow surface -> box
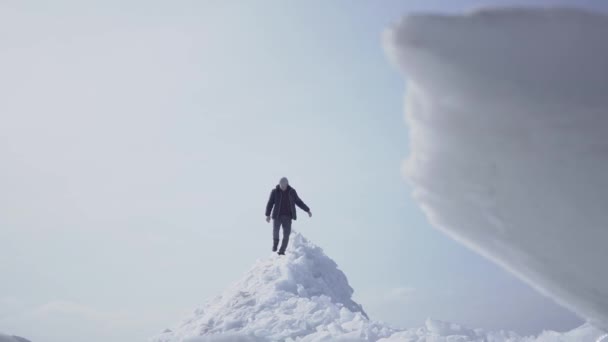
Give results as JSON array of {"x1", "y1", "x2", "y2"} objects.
[
  {"x1": 383, "y1": 7, "x2": 608, "y2": 331},
  {"x1": 151, "y1": 232, "x2": 605, "y2": 342}
]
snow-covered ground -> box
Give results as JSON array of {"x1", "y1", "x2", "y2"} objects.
[
  {"x1": 151, "y1": 232, "x2": 605, "y2": 342},
  {"x1": 383, "y1": 7, "x2": 608, "y2": 331}
]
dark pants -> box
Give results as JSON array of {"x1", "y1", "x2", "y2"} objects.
[{"x1": 273, "y1": 215, "x2": 292, "y2": 253}]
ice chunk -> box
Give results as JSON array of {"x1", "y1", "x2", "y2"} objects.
[{"x1": 384, "y1": 7, "x2": 608, "y2": 331}]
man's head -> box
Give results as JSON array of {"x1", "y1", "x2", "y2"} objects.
[{"x1": 279, "y1": 177, "x2": 289, "y2": 190}]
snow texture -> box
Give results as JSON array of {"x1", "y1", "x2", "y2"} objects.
[
  {"x1": 151, "y1": 232, "x2": 605, "y2": 342},
  {"x1": 383, "y1": 7, "x2": 608, "y2": 331}
]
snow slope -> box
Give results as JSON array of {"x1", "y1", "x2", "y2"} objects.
[
  {"x1": 151, "y1": 232, "x2": 605, "y2": 342},
  {"x1": 383, "y1": 7, "x2": 608, "y2": 331}
]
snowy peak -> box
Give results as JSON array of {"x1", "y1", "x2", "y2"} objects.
[
  {"x1": 267, "y1": 232, "x2": 368, "y2": 318},
  {"x1": 209, "y1": 231, "x2": 367, "y2": 319},
  {"x1": 152, "y1": 232, "x2": 388, "y2": 342}
]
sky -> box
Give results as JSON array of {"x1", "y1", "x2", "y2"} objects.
[{"x1": 0, "y1": 1, "x2": 606, "y2": 341}]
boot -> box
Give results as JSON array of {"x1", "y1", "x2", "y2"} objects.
[
  {"x1": 272, "y1": 239, "x2": 279, "y2": 252},
  {"x1": 278, "y1": 238, "x2": 289, "y2": 255}
]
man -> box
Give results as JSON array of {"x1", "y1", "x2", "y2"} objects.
[{"x1": 265, "y1": 177, "x2": 312, "y2": 255}]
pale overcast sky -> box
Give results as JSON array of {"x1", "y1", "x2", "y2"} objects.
[{"x1": 1, "y1": 1, "x2": 606, "y2": 341}]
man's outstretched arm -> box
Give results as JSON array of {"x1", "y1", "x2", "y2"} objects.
[{"x1": 293, "y1": 190, "x2": 311, "y2": 215}]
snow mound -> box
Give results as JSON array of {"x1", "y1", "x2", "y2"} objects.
[
  {"x1": 151, "y1": 232, "x2": 605, "y2": 341},
  {"x1": 151, "y1": 232, "x2": 395, "y2": 342},
  {"x1": 384, "y1": 7, "x2": 608, "y2": 331}
]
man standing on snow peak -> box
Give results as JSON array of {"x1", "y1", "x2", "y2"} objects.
[{"x1": 265, "y1": 177, "x2": 312, "y2": 255}]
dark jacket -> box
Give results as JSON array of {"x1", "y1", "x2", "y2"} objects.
[{"x1": 265, "y1": 185, "x2": 310, "y2": 220}]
